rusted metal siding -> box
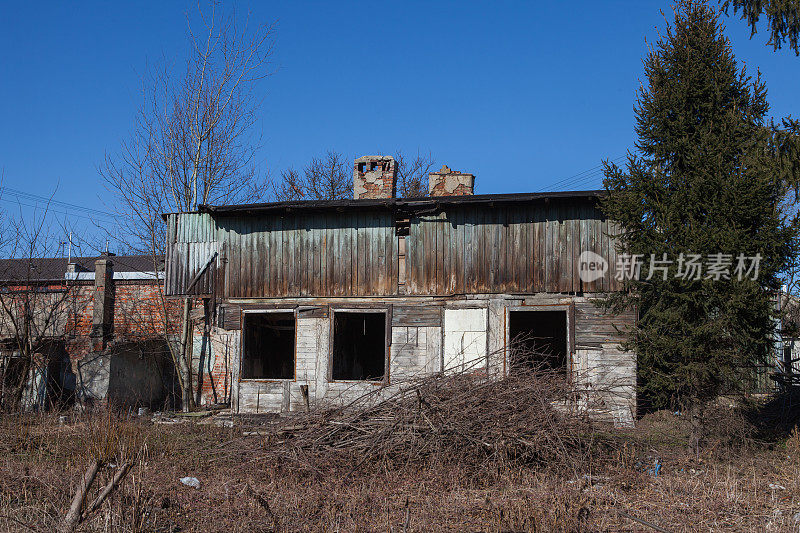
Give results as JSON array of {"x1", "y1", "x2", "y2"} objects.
[{"x1": 405, "y1": 199, "x2": 620, "y2": 295}]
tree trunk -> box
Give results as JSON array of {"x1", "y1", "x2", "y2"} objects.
[{"x1": 180, "y1": 298, "x2": 193, "y2": 413}]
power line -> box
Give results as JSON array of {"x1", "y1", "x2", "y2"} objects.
[
  {"x1": 0, "y1": 186, "x2": 116, "y2": 219},
  {"x1": 0, "y1": 158, "x2": 630, "y2": 221},
  {"x1": 0, "y1": 197, "x2": 109, "y2": 223},
  {"x1": 540, "y1": 156, "x2": 623, "y2": 191},
  {"x1": 538, "y1": 155, "x2": 626, "y2": 192}
]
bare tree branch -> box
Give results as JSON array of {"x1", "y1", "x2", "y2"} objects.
[
  {"x1": 0, "y1": 194, "x2": 91, "y2": 411},
  {"x1": 273, "y1": 149, "x2": 436, "y2": 201},
  {"x1": 395, "y1": 150, "x2": 435, "y2": 198},
  {"x1": 99, "y1": 1, "x2": 275, "y2": 410},
  {"x1": 100, "y1": 1, "x2": 275, "y2": 256},
  {"x1": 273, "y1": 151, "x2": 351, "y2": 201}
]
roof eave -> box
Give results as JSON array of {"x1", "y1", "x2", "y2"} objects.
[{"x1": 184, "y1": 190, "x2": 605, "y2": 217}]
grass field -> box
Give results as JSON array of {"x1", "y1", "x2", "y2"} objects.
[{"x1": 2, "y1": 377, "x2": 800, "y2": 532}]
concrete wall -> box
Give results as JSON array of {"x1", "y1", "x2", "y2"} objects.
[{"x1": 75, "y1": 340, "x2": 175, "y2": 409}]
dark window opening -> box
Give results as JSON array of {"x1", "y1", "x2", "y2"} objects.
[
  {"x1": 332, "y1": 312, "x2": 386, "y2": 381},
  {"x1": 242, "y1": 312, "x2": 295, "y2": 379},
  {"x1": 1, "y1": 355, "x2": 27, "y2": 411},
  {"x1": 44, "y1": 342, "x2": 75, "y2": 409},
  {"x1": 509, "y1": 310, "x2": 568, "y2": 372}
]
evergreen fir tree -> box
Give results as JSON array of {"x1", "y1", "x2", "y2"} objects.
[
  {"x1": 723, "y1": 0, "x2": 800, "y2": 55},
  {"x1": 602, "y1": 0, "x2": 799, "y2": 448}
]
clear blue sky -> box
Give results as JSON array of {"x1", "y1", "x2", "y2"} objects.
[{"x1": 0, "y1": 1, "x2": 797, "y2": 252}]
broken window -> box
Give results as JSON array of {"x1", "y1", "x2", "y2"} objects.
[
  {"x1": 1, "y1": 352, "x2": 26, "y2": 411},
  {"x1": 332, "y1": 311, "x2": 386, "y2": 381},
  {"x1": 241, "y1": 312, "x2": 295, "y2": 380},
  {"x1": 509, "y1": 310, "x2": 568, "y2": 372}
]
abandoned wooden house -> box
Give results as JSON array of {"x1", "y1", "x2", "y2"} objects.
[{"x1": 165, "y1": 156, "x2": 637, "y2": 424}]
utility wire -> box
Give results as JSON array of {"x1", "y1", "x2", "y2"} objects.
[
  {"x1": 0, "y1": 185, "x2": 116, "y2": 219},
  {"x1": 538, "y1": 155, "x2": 626, "y2": 192},
  {"x1": 1, "y1": 158, "x2": 628, "y2": 221},
  {"x1": 0, "y1": 197, "x2": 110, "y2": 223}
]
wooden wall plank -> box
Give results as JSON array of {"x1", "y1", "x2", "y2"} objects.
[
  {"x1": 475, "y1": 207, "x2": 486, "y2": 293},
  {"x1": 453, "y1": 209, "x2": 461, "y2": 293},
  {"x1": 169, "y1": 198, "x2": 622, "y2": 298},
  {"x1": 386, "y1": 220, "x2": 397, "y2": 294},
  {"x1": 464, "y1": 207, "x2": 476, "y2": 294},
  {"x1": 356, "y1": 212, "x2": 366, "y2": 296},
  {"x1": 392, "y1": 304, "x2": 443, "y2": 327}
]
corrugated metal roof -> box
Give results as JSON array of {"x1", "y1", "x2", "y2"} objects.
[{"x1": 0, "y1": 254, "x2": 164, "y2": 282}]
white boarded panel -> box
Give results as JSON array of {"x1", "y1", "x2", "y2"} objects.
[{"x1": 443, "y1": 308, "x2": 487, "y2": 373}]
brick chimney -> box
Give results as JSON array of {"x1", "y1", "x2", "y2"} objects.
[
  {"x1": 90, "y1": 255, "x2": 114, "y2": 352},
  {"x1": 428, "y1": 165, "x2": 475, "y2": 196},
  {"x1": 353, "y1": 155, "x2": 396, "y2": 199}
]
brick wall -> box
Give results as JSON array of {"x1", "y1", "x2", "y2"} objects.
[
  {"x1": 353, "y1": 155, "x2": 396, "y2": 199},
  {"x1": 61, "y1": 280, "x2": 180, "y2": 363},
  {"x1": 195, "y1": 326, "x2": 237, "y2": 406},
  {"x1": 428, "y1": 166, "x2": 475, "y2": 196},
  {"x1": 113, "y1": 281, "x2": 180, "y2": 342}
]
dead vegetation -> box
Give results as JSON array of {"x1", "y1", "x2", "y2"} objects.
[
  {"x1": 2, "y1": 372, "x2": 800, "y2": 532},
  {"x1": 259, "y1": 369, "x2": 597, "y2": 477}
]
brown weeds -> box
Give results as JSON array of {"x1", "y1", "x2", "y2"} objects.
[{"x1": 1, "y1": 377, "x2": 800, "y2": 531}]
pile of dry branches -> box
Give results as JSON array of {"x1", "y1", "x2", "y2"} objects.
[{"x1": 261, "y1": 368, "x2": 602, "y2": 476}]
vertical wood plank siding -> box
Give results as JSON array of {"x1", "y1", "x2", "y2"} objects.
[
  {"x1": 165, "y1": 198, "x2": 620, "y2": 297},
  {"x1": 165, "y1": 211, "x2": 398, "y2": 297},
  {"x1": 406, "y1": 199, "x2": 620, "y2": 295}
]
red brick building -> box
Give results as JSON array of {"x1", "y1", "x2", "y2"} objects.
[{"x1": 0, "y1": 253, "x2": 183, "y2": 410}]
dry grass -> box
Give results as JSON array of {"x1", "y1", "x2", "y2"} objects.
[{"x1": 1, "y1": 374, "x2": 800, "y2": 532}]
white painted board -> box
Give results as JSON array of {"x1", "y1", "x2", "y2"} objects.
[{"x1": 443, "y1": 308, "x2": 487, "y2": 373}]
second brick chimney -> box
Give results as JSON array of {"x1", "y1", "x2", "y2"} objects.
[
  {"x1": 428, "y1": 165, "x2": 475, "y2": 196},
  {"x1": 353, "y1": 155, "x2": 396, "y2": 199}
]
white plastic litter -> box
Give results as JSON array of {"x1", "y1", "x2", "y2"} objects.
[{"x1": 180, "y1": 477, "x2": 200, "y2": 489}]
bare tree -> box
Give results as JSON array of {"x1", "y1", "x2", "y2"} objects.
[
  {"x1": 0, "y1": 203, "x2": 90, "y2": 411},
  {"x1": 395, "y1": 150, "x2": 435, "y2": 198},
  {"x1": 100, "y1": 1, "x2": 275, "y2": 410},
  {"x1": 102, "y1": 2, "x2": 274, "y2": 254},
  {"x1": 274, "y1": 149, "x2": 435, "y2": 201},
  {"x1": 273, "y1": 150, "x2": 352, "y2": 201}
]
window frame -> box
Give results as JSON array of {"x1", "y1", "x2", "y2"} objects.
[
  {"x1": 239, "y1": 308, "x2": 298, "y2": 382},
  {"x1": 328, "y1": 306, "x2": 392, "y2": 385},
  {"x1": 505, "y1": 303, "x2": 574, "y2": 378}
]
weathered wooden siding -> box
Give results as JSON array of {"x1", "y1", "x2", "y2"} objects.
[
  {"x1": 166, "y1": 211, "x2": 398, "y2": 298},
  {"x1": 212, "y1": 293, "x2": 636, "y2": 424},
  {"x1": 166, "y1": 197, "x2": 621, "y2": 298},
  {"x1": 574, "y1": 299, "x2": 636, "y2": 350},
  {"x1": 405, "y1": 200, "x2": 620, "y2": 295}
]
